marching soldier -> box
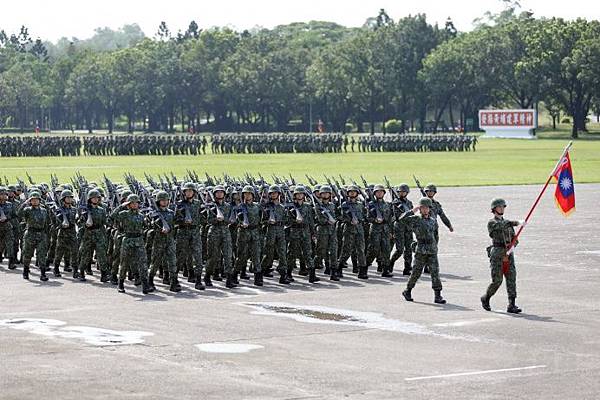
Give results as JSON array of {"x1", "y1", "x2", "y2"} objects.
[
  {"x1": 401, "y1": 197, "x2": 446, "y2": 304},
  {"x1": 337, "y1": 185, "x2": 368, "y2": 279},
  {"x1": 175, "y1": 182, "x2": 205, "y2": 290},
  {"x1": 261, "y1": 185, "x2": 292, "y2": 284},
  {"x1": 78, "y1": 189, "x2": 110, "y2": 282},
  {"x1": 206, "y1": 186, "x2": 235, "y2": 288},
  {"x1": 287, "y1": 186, "x2": 319, "y2": 283},
  {"x1": 481, "y1": 198, "x2": 523, "y2": 314},
  {"x1": 149, "y1": 191, "x2": 181, "y2": 292},
  {"x1": 0, "y1": 187, "x2": 17, "y2": 270},
  {"x1": 52, "y1": 190, "x2": 78, "y2": 278},
  {"x1": 313, "y1": 185, "x2": 340, "y2": 280},
  {"x1": 235, "y1": 186, "x2": 263, "y2": 286},
  {"x1": 390, "y1": 184, "x2": 414, "y2": 275},
  {"x1": 19, "y1": 192, "x2": 51, "y2": 281},
  {"x1": 366, "y1": 184, "x2": 394, "y2": 278}
]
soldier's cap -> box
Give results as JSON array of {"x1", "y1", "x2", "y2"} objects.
[
  {"x1": 312, "y1": 184, "x2": 321, "y2": 192},
  {"x1": 155, "y1": 190, "x2": 170, "y2": 202},
  {"x1": 0, "y1": 186, "x2": 7, "y2": 195},
  {"x1": 491, "y1": 198, "x2": 507, "y2": 209},
  {"x1": 29, "y1": 192, "x2": 42, "y2": 200},
  {"x1": 7, "y1": 185, "x2": 16, "y2": 192},
  {"x1": 346, "y1": 184, "x2": 359, "y2": 193},
  {"x1": 213, "y1": 185, "x2": 226, "y2": 194},
  {"x1": 268, "y1": 185, "x2": 281, "y2": 194},
  {"x1": 183, "y1": 182, "x2": 197, "y2": 191},
  {"x1": 87, "y1": 189, "x2": 101, "y2": 200},
  {"x1": 241, "y1": 185, "x2": 255, "y2": 194},
  {"x1": 60, "y1": 189, "x2": 74, "y2": 199},
  {"x1": 293, "y1": 186, "x2": 306, "y2": 196},
  {"x1": 373, "y1": 184, "x2": 386, "y2": 192},
  {"x1": 419, "y1": 197, "x2": 433, "y2": 207},
  {"x1": 126, "y1": 194, "x2": 141, "y2": 203},
  {"x1": 319, "y1": 185, "x2": 332, "y2": 194},
  {"x1": 398, "y1": 183, "x2": 410, "y2": 193},
  {"x1": 425, "y1": 183, "x2": 437, "y2": 192}
]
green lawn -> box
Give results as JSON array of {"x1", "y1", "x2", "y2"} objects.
[{"x1": 1, "y1": 138, "x2": 598, "y2": 187}]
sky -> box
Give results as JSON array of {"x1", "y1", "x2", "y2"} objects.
[{"x1": 0, "y1": 0, "x2": 598, "y2": 42}]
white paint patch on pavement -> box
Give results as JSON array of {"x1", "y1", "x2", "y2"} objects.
[
  {"x1": 405, "y1": 365, "x2": 547, "y2": 381},
  {"x1": 195, "y1": 343, "x2": 264, "y2": 353},
  {"x1": 432, "y1": 318, "x2": 499, "y2": 327},
  {"x1": 0, "y1": 318, "x2": 153, "y2": 346},
  {"x1": 576, "y1": 250, "x2": 600, "y2": 255},
  {"x1": 240, "y1": 302, "x2": 481, "y2": 342}
]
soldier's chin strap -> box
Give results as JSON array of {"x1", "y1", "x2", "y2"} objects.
[{"x1": 506, "y1": 141, "x2": 572, "y2": 256}]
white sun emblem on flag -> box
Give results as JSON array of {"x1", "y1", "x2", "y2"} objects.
[{"x1": 560, "y1": 176, "x2": 572, "y2": 191}]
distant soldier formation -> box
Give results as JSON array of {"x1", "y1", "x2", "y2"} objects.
[
  {"x1": 0, "y1": 133, "x2": 477, "y2": 157},
  {"x1": 0, "y1": 170, "x2": 523, "y2": 313}
]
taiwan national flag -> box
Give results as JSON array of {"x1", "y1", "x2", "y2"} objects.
[{"x1": 552, "y1": 151, "x2": 575, "y2": 216}]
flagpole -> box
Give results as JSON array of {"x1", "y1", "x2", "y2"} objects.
[{"x1": 506, "y1": 140, "x2": 573, "y2": 255}]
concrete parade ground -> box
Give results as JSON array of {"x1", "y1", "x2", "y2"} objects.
[{"x1": 0, "y1": 184, "x2": 598, "y2": 399}]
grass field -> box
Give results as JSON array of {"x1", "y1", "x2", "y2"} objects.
[{"x1": 1, "y1": 138, "x2": 599, "y2": 186}]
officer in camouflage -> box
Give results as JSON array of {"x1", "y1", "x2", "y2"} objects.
[
  {"x1": 401, "y1": 197, "x2": 446, "y2": 304},
  {"x1": 481, "y1": 198, "x2": 523, "y2": 314}
]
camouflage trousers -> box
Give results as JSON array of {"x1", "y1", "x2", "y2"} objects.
[
  {"x1": 22, "y1": 230, "x2": 48, "y2": 267},
  {"x1": 111, "y1": 233, "x2": 124, "y2": 276},
  {"x1": 46, "y1": 228, "x2": 58, "y2": 266},
  {"x1": 235, "y1": 228, "x2": 262, "y2": 274},
  {"x1": 391, "y1": 224, "x2": 413, "y2": 271},
  {"x1": 315, "y1": 225, "x2": 337, "y2": 271},
  {"x1": 80, "y1": 229, "x2": 108, "y2": 273},
  {"x1": 407, "y1": 252, "x2": 442, "y2": 291},
  {"x1": 261, "y1": 226, "x2": 287, "y2": 275},
  {"x1": 486, "y1": 249, "x2": 517, "y2": 299},
  {"x1": 176, "y1": 226, "x2": 203, "y2": 276},
  {"x1": 119, "y1": 237, "x2": 148, "y2": 281},
  {"x1": 366, "y1": 225, "x2": 392, "y2": 269},
  {"x1": 54, "y1": 230, "x2": 78, "y2": 268},
  {"x1": 150, "y1": 235, "x2": 177, "y2": 278},
  {"x1": 287, "y1": 226, "x2": 314, "y2": 273},
  {"x1": 207, "y1": 226, "x2": 233, "y2": 276},
  {"x1": 338, "y1": 224, "x2": 366, "y2": 268},
  {"x1": 0, "y1": 226, "x2": 14, "y2": 261}
]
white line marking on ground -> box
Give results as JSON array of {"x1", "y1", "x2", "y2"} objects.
[{"x1": 405, "y1": 365, "x2": 547, "y2": 381}]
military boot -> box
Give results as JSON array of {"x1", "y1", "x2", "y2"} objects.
[
  {"x1": 187, "y1": 268, "x2": 196, "y2": 283},
  {"x1": 434, "y1": 290, "x2": 446, "y2": 304},
  {"x1": 308, "y1": 268, "x2": 320, "y2": 283},
  {"x1": 381, "y1": 265, "x2": 393, "y2": 278},
  {"x1": 22, "y1": 265, "x2": 30, "y2": 280},
  {"x1": 117, "y1": 279, "x2": 125, "y2": 293},
  {"x1": 279, "y1": 272, "x2": 291, "y2": 285},
  {"x1": 507, "y1": 297, "x2": 522, "y2": 314},
  {"x1": 203, "y1": 273, "x2": 213, "y2": 287},
  {"x1": 225, "y1": 273, "x2": 237, "y2": 289},
  {"x1": 254, "y1": 272, "x2": 263, "y2": 287},
  {"x1": 148, "y1": 275, "x2": 156, "y2": 291},
  {"x1": 40, "y1": 267, "x2": 49, "y2": 282},
  {"x1": 263, "y1": 268, "x2": 274, "y2": 278},
  {"x1": 402, "y1": 288, "x2": 413, "y2": 302},
  {"x1": 162, "y1": 270, "x2": 170, "y2": 285},
  {"x1": 78, "y1": 267, "x2": 86, "y2": 282},
  {"x1": 8, "y1": 259, "x2": 17, "y2": 270},
  {"x1": 53, "y1": 266, "x2": 62, "y2": 278},
  {"x1": 100, "y1": 270, "x2": 109, "y2": 283},
  {"x1": 480, "y1": 295, "x2": 491, "y2": 311},
  {"x1": 357, "y1": 266, "x2": 369, "y2": 280},
  {"x1": 330, "y1": 268, "x2": 340, "y2": 282},
  {"x1": 170, "y1": 276, "x2": 182, "y2": 293},
  {"x1": 337, "y1": 263, "x2": 344, "y2": 278},
  {"x1": 110, "y1": 273, "x2": 118, "y2": 285}
]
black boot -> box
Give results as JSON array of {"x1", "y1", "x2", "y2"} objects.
[
  {"x1": 402, "y1": 288, "x2": 413, "y2": 302},
  {"x1": 286, "y1": 270, "x2": 295, "y2": 283},
  {"x1": 100, "y1": 270, "x2": 109, "y2": 283},
  {"x1": 23, "y1": 265, "x2": 30, "y2": 280},
  {"x1": 63, "y1": 263, "x2": 72, "y2": 273},
  {"x1": 148, "y1": 275, "x2": 156, "y2": 291},
  {"x1": 337, "y1": 263, "x2": 344, "y2": 278},
  {"x1": 424, "y1": 265, "x2": 430, "y2": 274},
  {"x1": 72, "y1": 268, "x2": 80, "y2": 279},
  {"x1": 254, "y1": 272, "x2": 263, "y2": 287},
  {"x1": 352, "y1": 265, "x2": 358, "y2": 274},
  {"x1": 358, "y1": 266, "x2": 369, "y2": 280},
  {"x1": 117, "y1": 279, "x2": 125, "y2": 293},
  {"x1": 40, "y1": 267, "x2": 49, "y2": 282},
  {"x1": 187, "y1": 268, "x2": 196, "y2": 283},
  {"x1": 78, "y1": 267, "x2": 86, "y2": 282},
  {"x1": 134, "y1": 275, "x2": 142, "y2": 286},
  {"x1": 279, "y1": 272, "x2": 291, "y2": 285},
  {"x1": 481, "y1": 295, "x2": 491, "y2": 311},
  {"x1": 381, "y1": 265, "x2": 393, "y2": 278},
  {"x1": 330, "y1": 268, "x2": 340, "y2": 281},
  {"x1": 225, "y1": 273, "x2": 237, "y2": 289},
  {"x1": 170, "y1": 276, "x2": 182, "y2": 292},
  {"x1": 110, "y1": 273, "x2": 118, "y2": 285},
  {"x1": 402, "y1": 267, "x2": 412, "y2": 276},
  {"x1": 213, "y1": 271, "x2": 223, "y2": 281},
  {"x1": 8, "y1": 260, "x2": 17, "y2": 270},
  {"x1": 308, "y1": 268, "x2": 320, "y2": 283},
  {"x1": 162, "y1": 270, "x2": 170, "y2": 285},
  {"x1": 204, "y1": 274, "x2": 213, "y2": 287},
  {"x1": 298, "y1": 266, "x2": 309, "y2": 276},
  {"x1": 263, "y1": 268, "x2": 274, "y2": 278},
  {"x1": 53, "y1": 266, "x2": 62, "y2": 278},
  {"x1": 142, "y1": 278, "x2": 153, "y2": 294},
  {"x1": 507, "y1": 297, "x2": 522, "y2": 314},
  {"x1": 434, "y1": 290, "x2": 446, "y2": 304},
  {"x1": 239, "y1": 268, "x2": 250, "y2": 280}
]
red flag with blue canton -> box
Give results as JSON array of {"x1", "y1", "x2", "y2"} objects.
[{"x1": 552, "y1": 151, "x2": 575, "y2": 216}]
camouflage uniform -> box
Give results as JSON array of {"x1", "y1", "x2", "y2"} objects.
[
  {"x1": 313, "y1": 186, "x2": 339, "y2": 280},
  {"x1": 366, "y1": 185, "x2": 394, "y2": 277},
  {"x1": 78, "y1": 190, "x2": 109, "y2": 281},
  {"x1": 390, "y1": 184, "x2": 414, "y2": 275},
  {"x1": 235, "y1": 186, "x2": 263, "y2": 285},
  {"x1": 0, "y1": 187, "x2": 16, "y2": 269},
  {"x1": 481, "y1": 198, "x2": 522, "y2": 313},
  {"x1": 261, "y1": 185, "x2": 291, "y2": 283},
  {"x1": 52, "y1": 191, "x2": 78, "y2": 277},
  {"x1": 19, "y1": 193, "x2": 51, "y2": 280},
  {"x1": 206, "y1": 186, "x2": 234, "y2": 287},
  {"x1": 338, "y1": 187, "x2": 368, "y2": 279},
  {"x1": 149, "y1": 191, "x2": 180, "y2": 292},
  {"x1": 401, "y1": 198, "x2": 446, "y2": 304},
  {"x1": 287, "y1": 187, "x2": 318, "y2": 282},
  {"x1": 175, "y1": 183, "x2": 205, "y2": 287}
]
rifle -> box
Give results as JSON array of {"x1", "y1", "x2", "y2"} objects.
[
  {"x1": 384, "y1": 176, "x2": 399, "y2": 202},
  {"x1": 413, "y1": 175, "x2": 427, "y2": 197}
]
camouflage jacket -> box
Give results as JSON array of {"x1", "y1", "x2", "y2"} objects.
[
  {"x1": 175, "y1": 198, "x2": 205, "y2": 228},
  {"x1": 19, "y1": 205, "x2": 50, "y2": 232},
  {"x1": 206, "y1": 200, "x2": 233, "y2": 227},
  {"x1": 340, "y1": 200, "x2": 366, "y2": 227},
  {"x1": 399, "y1": 210, "x2": 438, "y2": 254},
  {"x1": 262, "y1": 201, "x2": 287, "y2": 229},
  {"x1": 236, "y1": 202, "x2": 261, "y2": 229},
  {"x1": 114, "y1": 209, "x2": 146, "y2": 237},
  {"x1": 367, "y1": 199, "x2": 394, "y2": 231},
  {"x1": 488, "y1": 216, "x2": 519, "y2": 250},
  {"x1": 0, "y1": 201, "x2": 17, "y2": 231},
  {"x1": 151, "y1": 207, "x2": 175, "y2": 240},
  {"x1": 430, "y1": 199, "x2": 452, "y2": 230}
]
